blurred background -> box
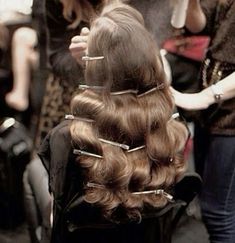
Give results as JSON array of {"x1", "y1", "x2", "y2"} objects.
[{"x1": 0, "y1": 0, "x2": 47, "y2": 242}]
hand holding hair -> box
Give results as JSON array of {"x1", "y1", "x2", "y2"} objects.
[{"x1": 69, "y1": 27, "x2": 90, "y2": 65}]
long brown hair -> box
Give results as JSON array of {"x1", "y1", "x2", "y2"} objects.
[{"x1": 70, "y1": 2, "x2": 188, "y2": 220}]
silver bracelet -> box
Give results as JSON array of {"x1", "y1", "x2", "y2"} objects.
[{"x1": 210, "y1": 84, "x2": 224, "y2": 102}]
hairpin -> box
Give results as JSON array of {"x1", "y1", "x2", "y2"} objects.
[
  {"x1": 132, "y1": 189, "x2": 173, "y2": 201},
  {"x1": 98, "y1": 138, "x2": 130, "y2": 150},
  {"x1": 127, "y1": 145, "x2": 145, "y2": 153},
  {"x1": 0, "y1": 117, "x2": 16, "y2": 133},
  {"x1": 73, "y1": 149, "x2": 103, "y2": 159},
  {"x1": 110, "y1": 89, "x2": 138, "y2": 96},
  {"x1": 137, "y1": 83, "x2": 165, "y2": 98},
  {"x1": 78, "y1": 85, "x2": 105, "y2": 90},
  {"x1": 65, "y1": 114, "x2": 94, "y2": 123},
  {"x1": 82, "y1": 55, "x2": 104, "y2": 61},
  {"x1": 171, "y1": 113, "x2": 180, "y2": 120},
  {"x1": 86, "y1": 182, "x2": 105, "y2": 189}
]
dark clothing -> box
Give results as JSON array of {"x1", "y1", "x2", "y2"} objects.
[
  {"x1": 198, "y1": 0, "x2": 235, "y2": 135},
  {"x1": 201, "y1": 0, "x2": 235, "y2": 64},
  {"x1": 38, "y1": 121, "x2": 201, "y2": 243},
  {"x1": 38, "y1": 121, "x2": 170, "y2": 243},
  {"x1": 36, "y1": 0, "x2": 87, "y2": 145},
  {"x1": 45, "y1": 0, "x2": 85, "y2": 86},
  {"x1": 38, "y1": 120, "x2": 72, "y2": 197}
]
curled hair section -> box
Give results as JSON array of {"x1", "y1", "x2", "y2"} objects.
[{"x1": 70, "y1": 2, "x2": 188, "y2": 221}]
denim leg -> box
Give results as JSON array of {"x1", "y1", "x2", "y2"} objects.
[{"x1": 200, "y1": 135, "x2": 235, "y2": 243}]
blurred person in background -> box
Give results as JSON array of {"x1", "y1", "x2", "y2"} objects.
[
  {"x1": 0, "y1": 21, "x2": 10, "y2": 114},
  {"x1": 5, "y1": 26, "x2": 38, "y2": 112},
  {"x1": 36, "y1": 0, "x2": 107, "y2": 143},
  {"x1": 171, "y1": 0, "x2": 235, "y2": 242}
]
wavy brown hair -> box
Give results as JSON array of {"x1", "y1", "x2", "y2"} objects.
[{"x1": 70, "y1": 2, "x2": 188, "y2": 220}]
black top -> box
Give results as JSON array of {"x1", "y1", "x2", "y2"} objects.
[
  {"x1": 198, "y1": 0, "x2": 235, "y2": 135},
  {"x1": 201, "y1": 0, "x2": 235, "y2": 64},
  {"x1": 38, "y1": 121, "x2": 201, "y2": 243},
  {"x1": 45, "y1": 0, "x2": 86, "y2": 85}
]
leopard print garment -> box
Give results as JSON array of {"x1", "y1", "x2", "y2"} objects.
[{"x1": 36, "y1": 75, "x2": 78, "y2": 147}]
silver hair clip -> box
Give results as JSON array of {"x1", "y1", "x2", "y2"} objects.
[
  {"x1": 73, "y1": 149, "x2": 103, "y2": 159},
  {"x1": 171, "y1": 113, "x2": 180, "y2": 120},
  {"x1": 137, "y1": 83, "x2": 165, "y2": 98},
  {"x1": 127, "y1": 145, "x2": 145, "y2": 153},
  {"x1": 132, "y1": 189, "x2": 173, "y2": 201},
  {"x1": 82, "y1": 55, "x2": 104, "y2": 61},
  {"x1": 98, "y1": 138, "x2": 130, "y2": 150},
  {"x1": 87, "y1": 182, "x2": 105, "y2": 189},
  {"x1": 110, "y1": 89, "x2": 138, "y2": 96},
  {"x1": 0, "y1": 117, "x2": 16, "y2": 133},
  {"x1": 78, "y1": 84, "x2": 105, "y2": 90},
  {"x1": 65, "y1": 114, "x2": 94, "y2": 123}
]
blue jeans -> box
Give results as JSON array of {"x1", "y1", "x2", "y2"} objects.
[{"x1": 200, "y1": 135, "x2": 235, "y2": 243}]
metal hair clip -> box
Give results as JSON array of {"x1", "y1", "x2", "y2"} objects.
[
  {"x1": 73, "y1": 149, "x2": 103, "y2": 159},
  {"x1": 132, "y1": 189, "x2": 173, "y2": 201},
  {"x1": 171, "y1": 112, "x2": 180, "y2": 120},
  {"x1": 110, "y1": 89, "x2": 138, "y2": 96},
  {"x1": 0, "y1": 117, "x2": 16, "y2": 133},
  {"x1": 98, "y1": 138, "x2": 130, "y2": 150},
  {"x1": 137, "y1": 83, "x2": 165, "y2": 98},
  {"x1": 127, "y1": 145, "x2": 145, "y2": 153},
  {"x1": 78, "y1": 85, "x2": 105, "y2": 91},
  {"x1": 65, "y1": 114, "x2": 94, "y2": 123},
  {"x1": 87, "y1": 182, "x2": 105, "y2": 189},
  {"x1": 82, "y1": 55, "x2": 104, "y2": 61}
]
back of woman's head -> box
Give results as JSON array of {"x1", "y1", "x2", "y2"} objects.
[
  {"x1": 85, "y1": 2, "x2": 166, "y2": 92},
  {"x1": 70, "y1": 2, "x2": 188, "y2": 221}
]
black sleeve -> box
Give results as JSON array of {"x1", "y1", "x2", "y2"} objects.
[
  {"x1": 37, "y1": 130, "x2": 51, "y2": 176},
  {"x1": 45, "y1": 0, "x2": 86, "y2": 85},
  {"x1": 38, "y1": 120, "x2": 73, "y2": 196}
]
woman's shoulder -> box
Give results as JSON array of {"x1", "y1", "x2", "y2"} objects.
[
  {"x1": 38, "y1": 120, "x2": 73, "y2": 169},
  {"x1": 49, "y1": 119, "x2": 72, "y2": 141}
]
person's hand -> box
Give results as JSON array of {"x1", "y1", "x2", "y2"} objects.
[
  {"x1": 170, "y1": 86, "x2": 212, "y2": 110},
  {"x1": 69, "y1": 27, "x2": 90, "y2": 65}
]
